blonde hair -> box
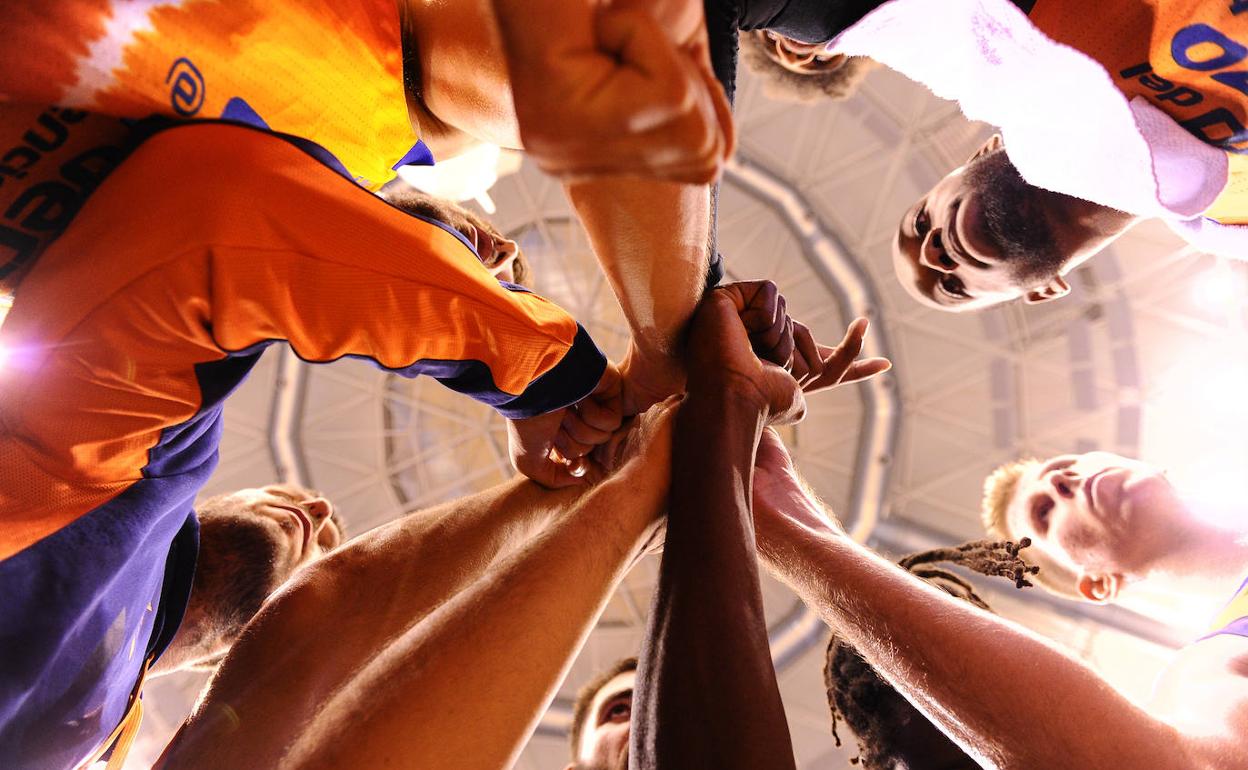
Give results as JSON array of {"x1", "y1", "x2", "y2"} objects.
[{"x1": 981, "y1": 459, "x2": 1084, "y2": 600}]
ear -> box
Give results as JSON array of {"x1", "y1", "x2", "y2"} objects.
[
  {"x1": 1023, "y1": 275, "x2": 1071, "y2": 304},
  {"x1": 968, "y1": 133, "x2": 1004, "y2": 163},
  {"x1": 1076, "y1": 572, "x2": 1123, "y2": 604}
]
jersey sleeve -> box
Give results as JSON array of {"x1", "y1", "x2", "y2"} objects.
[
  {"x1": 180, "y1": 127, "x2": 607, "y2": 419},
  {"x1": 201, "y1": 238, "x2": 606, "y2": 420},
  {"x1": 1204, "y1": 153, "x2": 1248, "y2": 227},
  {"x1": 0, "y1": 124, "x2": 604, "y2": 555}
]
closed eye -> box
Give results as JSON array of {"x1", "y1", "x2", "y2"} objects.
[{"x1": 1029, "y1": 495, "x2": 1054, "y2": 536}]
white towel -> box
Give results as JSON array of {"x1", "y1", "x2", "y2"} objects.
[{"x1": 827, "y1": 0, "x2": 1246, "y2": 257}]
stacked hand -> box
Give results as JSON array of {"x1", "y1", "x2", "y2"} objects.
[
  {"x1": 751, "y1": 428, "x2": 840, "y2": 534},
  {"x1": 509, "y1": 280, "x2": 890, "y2": 488},
  {"x1": 507, "y1": 364, "x2": 625, "y2": 489},
  {"x1": 491, "y1": 0, "x2": 733, "y2": 183},
  {"x1": 688, "y1": 280, "x2": 891, "y2": 424}
]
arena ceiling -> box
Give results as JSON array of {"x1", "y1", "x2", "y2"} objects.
[{"x1": 128, "y1": 62, "x2": 1248, "y2": 768}]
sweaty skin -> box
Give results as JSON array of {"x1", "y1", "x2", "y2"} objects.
[
  {"x1": 892, "y1": 137, "x2": 1139, "y2": 312},
  {"x1": 752, "y1": 445, "x2": 1248, "y2": 770},
  {"x1": 159, "y1": 406, "x2": 674, "y2": 770},
  {"x1": 632, "y1": 284, "x2": 802, "y2": 770},
  {"x1": 631, "y1": 282, "x2": 889, "y2": 770},
  {"x1": 402, "y1": 0, "x2": 721, "y2": 418},
  {"x1": 486, "y1": 0, "x2": 732, "y2": 182}
]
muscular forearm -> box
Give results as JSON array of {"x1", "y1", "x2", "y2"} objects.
[
  {"x1": 565, "y1": 178, "x2": 710, "y2": 400},
  {"x1": 159, "y1": 478, "x2": 579, "y2": 769},
  {"x1": 758, "y1": 514, "x2": 1199, "y2": 770},
  {"x1": 285, "y1": 470, "x2": 658, "y2": 770},
  {"x1": 633, "y1": 390, "x2": 796, "y2": 770}
]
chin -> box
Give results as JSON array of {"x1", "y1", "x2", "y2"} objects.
[
  {"x1": 1123, "y1": 469, "x2": 1183, "y2": 518},
  {"x1": 1116, "y1": 471, "x2": 1192, "y2": 570}
]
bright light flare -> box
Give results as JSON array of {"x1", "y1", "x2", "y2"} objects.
[
  {"x1": 1180, "y1": 465, "x2": 1248, "y2": 529},
  {"x1": 396, "y1": 144, "x2": 523, "y2": 215},
  {"x1": 1144, "y1": 339, "x2": 1248, "y2": 535},
  {"x1": 1191, "y1": 260, "x2": 1248, "y2": 313},
  {"x1": 1189, "y1": 359, "x2": 1248, "y2": 420}
]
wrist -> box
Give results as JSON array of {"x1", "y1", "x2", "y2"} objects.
[
  {"x1": 576, "y1": 471, "x2": 663, "y2": 558},
  {"x1": 755, "y1": 503, "x2": 845, "y2": 573},
  {"x1": 755, "y1": 488, "x2": 841, "y2": 548},
  {"x1": 685, "y1": 369, "x2": 771, "y2": 418},
  {"x1": 621, "y1": 345, "x2": 685, "y2": 413},
  {"x1": 681, "y1": 382, "x2": 769, "y2": 430}
]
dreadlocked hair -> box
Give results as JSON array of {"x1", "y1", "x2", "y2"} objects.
[{"x1": 823, "y1": 538, "x2": 1039, "y2": 768}]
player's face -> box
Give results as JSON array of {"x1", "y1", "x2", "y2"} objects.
[
  {"x1": 1005, "y1": 452, "x2": 1186, "y2": 580},
  {"x1": 574, "y1": 671, "x2": 634, "y2": 770},
  {"x1": 390, "y1": 192, "x2": 523, "y2": 283},
  {"x1": 227, "y1": 484, "x2": 344, "y2": 574},
  {"x1": 460, "y1": 219, "x2": 521, "y2": 284},
  {"x1": 891, "y1": 166, "x2": 1029, "y2": 312},
  {"x1": 753, "y1": 30, "x2": 847, "y2": 75}
]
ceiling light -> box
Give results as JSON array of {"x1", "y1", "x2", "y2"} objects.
[
  {"x1": 1192, "y1": 261, "x2": 1247, "y2": 311},
  {"x1": 397, "y1": 144, "x2": 523, "y2": 215}
]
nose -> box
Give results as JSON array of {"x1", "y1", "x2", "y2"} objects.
[
  {"x1": 918, "y1": 230, "x2": 955, "y2": 273},
  {"x1": 1047, "y1": 471, "x2": 1079, "y2": 499},
  {"x1": 305, "y1": 497, "x2": 333, "y2": 529},
  {"x1": 495, "y1": 237, "x2": 518, "y2": 262}
]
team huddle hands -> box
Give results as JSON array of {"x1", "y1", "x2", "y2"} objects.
[
  {"x1": 11, "y1": 1, "x2": 1248, "y2": 768},
  {"x1": 510, "y1": 280, "x2": 891, "y2": 489},
  {"x1": 688, "y1": 280, "x2": 890, "y2": 422}
]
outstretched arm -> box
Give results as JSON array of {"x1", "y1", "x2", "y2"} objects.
[
  {"x1": 158, "y1": 405, "x2": 675, "y2": 770},
  {"x1": 630, "y1": 285, "x2": 889, "y2": 770},
  {"x1": 488, "y1": 0, "x2": 729, "y2": 422},
  {"x1": 159, "y1": 478, "x2": 573, "y2": 769},
  {"x1": 752, "y1": 440, "x2": 1248, "y2": 770},
  {"x1": 631, "y1": 282, "x2": 806, "y2": 770},
  {"x1": 632, "y1": 384, "x2": 794, "y2": 770},
  {"x1": 564, "y1": 177, "x2": 711, "y2": 414}
]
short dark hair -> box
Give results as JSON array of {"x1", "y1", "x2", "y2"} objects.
[
  {"x1": 191, "y1": 488, "x2": 346, "y2": 653},
  {"x1": 738, "y1": 31, "x2": 877, "y2": 103},
  {"x1": 824, "y1": 539, "x2": 1038, "y2": 769},
  {"x1": 568, "y1": 657, "x2": 638, "y2": 760},
  {"x1": 963, "y1": 148, "x2": 1071, "y2": 286}
]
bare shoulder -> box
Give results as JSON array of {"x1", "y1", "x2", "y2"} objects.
[{"x1": 1150, "y1": 634, "x2": 1248, "y2": 769}]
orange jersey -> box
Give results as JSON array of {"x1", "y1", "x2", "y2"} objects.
[
  {"x1": 0, "y1": 104, "x2": 146, "y2": 294},
  {"x1": 0, "y1": 120, "x2": 601, "y2": 559},
  {"x1": 0, "y1": 1, "x2": 418, "y2": 189},
  {"x1": 1031, "y1": 0, "x2": 1248, "y2": 223},
  {"x1": 0, "y1": 1, "x2": 427, "y2": 294},
  {"x1": 0, "y1": 123, "x2": 602, "y2": 768}
]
